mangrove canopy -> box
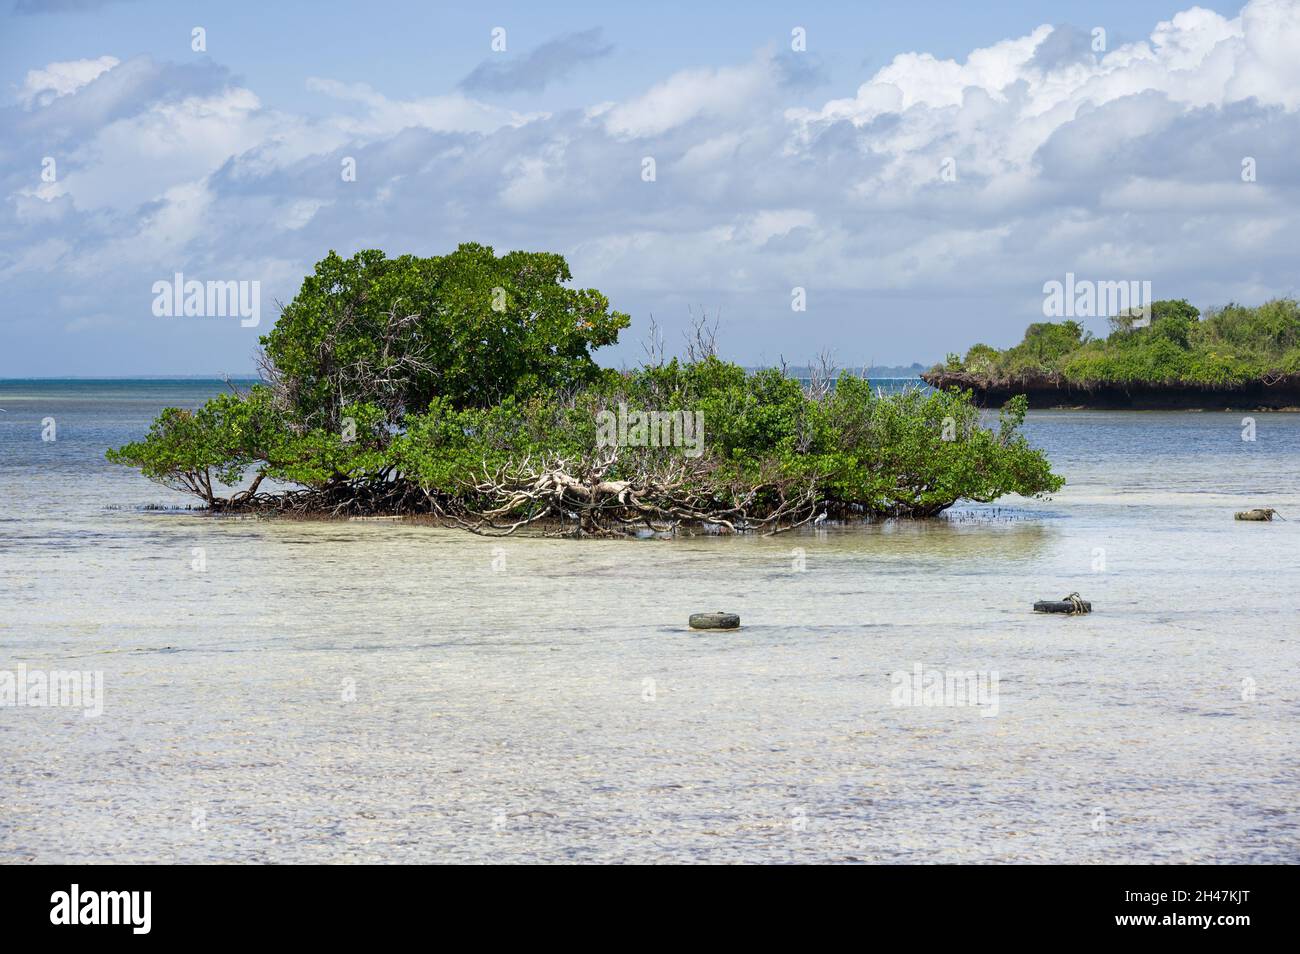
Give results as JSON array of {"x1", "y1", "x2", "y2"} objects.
[{"x1": 109, "y1": 245, "x2": 1063, "y2": 535}]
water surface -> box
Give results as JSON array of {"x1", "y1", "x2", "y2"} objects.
[{"x1": 1, "y1": 381, "x2": 1297, "y2": 863}]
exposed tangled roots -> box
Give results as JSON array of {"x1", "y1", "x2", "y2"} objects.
[
  {"x1": 219, "y1": 453, "x2": 824, "y2": 537},
  {"x1": 219, "y1": 477, "x2": 441, "y2": 519},
  {"x1": 446, "y1": 452, "x2": 822, "y2": 537}
]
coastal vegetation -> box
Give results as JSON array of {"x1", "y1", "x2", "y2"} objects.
[
  {"x1": 925, "y1": 299, "x2": 1300, "y2": 408},
  {"x1": 109, "y1": 245, "x2": 1063, "y2": 535}
]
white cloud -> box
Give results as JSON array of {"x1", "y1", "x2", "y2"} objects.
[
  {"x1": 281, "y1": 198, "x2": 330, "y2": 230},
  {"x1": 741, "y1": 209, "x2": 815, "y2": 245},
  {"x1": 787, "y1": 1, "x2": 1293, "y2": 188},
  {"x1": 676, "y1": 133, "x2": 744, "y2": 171},
  {"x1": 305, "y1": 77, "x2": 536, "y2": 135},
  {"x1": 877, "y1": 27, "x2": 1052, "y2": 110},
  {"x1": 5, "y1": 1, "x2": 1300, "y2": 374},
  {"x1": 59, "y1": 87, "x2": 268, "y2": 212},
  {"x1": 1229, "y1": 0, "x2": 1300, "y2": 106},
  {"x1": 18, "y1": 55, "x2": 118, "y2": 108},
  {"x1": 603, "y1": 56, "x2": 775, "y2": 138},
  {"x1": 500, "y1": 142, "x2": 568, "y2": 211}
]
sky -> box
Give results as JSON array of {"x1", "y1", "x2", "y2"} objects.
[{"x1": 2, "y1": 0, "x2": 1297, "y2": 376}]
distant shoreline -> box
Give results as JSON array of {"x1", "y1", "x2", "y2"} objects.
[
  {"x1": 0, "y1": 376, "x2": 262, "y2": 382},
  {"x1": 922, "y1": 370, "x2": 1300, "y2": 411},
  {"x1": 1, "y1": 369, "x2": 931, "y2": 384}
]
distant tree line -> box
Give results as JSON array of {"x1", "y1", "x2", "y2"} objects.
[{"x1": 939, "y1": 299, "x2": 1300, "y2": 386}]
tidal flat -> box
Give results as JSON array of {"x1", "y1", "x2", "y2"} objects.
[{"x1": 2, "y1": 383, "x2": 1297, "y2": 863}]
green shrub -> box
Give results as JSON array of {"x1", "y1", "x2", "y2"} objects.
[{"x1": 110, "y1": 248, "x2": 1063, "y2": 528}]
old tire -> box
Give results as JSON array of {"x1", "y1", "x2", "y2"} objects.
[
  {"x1": 689, "y1": 612, "x2": 740, "y2": 630},
  {"x1": 1235, "y1": 509, "x2": 1275, "y2": 521},
  {"x1": 1033, "y1": 600, "x2": 1092, "y2": 614}
]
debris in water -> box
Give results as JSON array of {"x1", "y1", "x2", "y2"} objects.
[
  {"x1": 689, "y1": 612, "x2": 741, "y2": 630},
  {"x1": 1034, "y1": 592, "x2": 1092, "y2": 615},
  {"x1": 1235, "y1": 508, "x2": 1283, "y2": 521}
]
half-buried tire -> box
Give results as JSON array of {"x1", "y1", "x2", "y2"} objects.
[
  {"x1": 689, "y1": 612, "x2": 740, "y2": 630},
  {"x1": 1034, "y1": 599, "x2": 1092, "y2": 614}
]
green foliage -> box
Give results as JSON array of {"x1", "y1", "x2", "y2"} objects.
[
  {"x1": 817, "y1": 384, "x2": 1059, "y2": 515},
  {"x1": 110, "y1": 246, "x2": 1063, "y2": 522},
  {"x1": 384, "y1": 362, "x2": 1060, "y2": 519},
  {"x1": 995, "y1": 320, "x2": 1088, "y2": 374},
  {"x1": 940, "y1": 299, "x2": 1300, "y2": 386},
  {"x1": 963, "y1": 344, "x2": 999, "y2": 374},
  {"x1": 107, "y1": 385, "x2": 391, "y2": 502},
  {"x1": 262, "y1": 244, "x2": 629, "y2": 428}
]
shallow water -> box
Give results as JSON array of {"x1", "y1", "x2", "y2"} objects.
[{"x1": 1, "y1": 381, "x2": 1297, "y2": 863}]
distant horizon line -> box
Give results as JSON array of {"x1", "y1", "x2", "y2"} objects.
[
  {"x1": 0, "y1": 376, "x2": 265, "y2": 383},
  {"x1": 0, "y1": 365, "x2": 932, "y2": 382}
]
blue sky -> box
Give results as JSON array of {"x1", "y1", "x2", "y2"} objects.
[{"x1": 2, "y1": 0, "x2": 1294, "y2": 375}]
